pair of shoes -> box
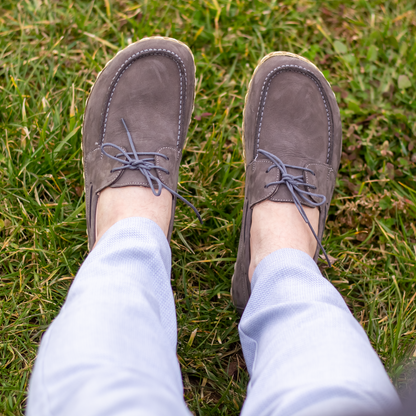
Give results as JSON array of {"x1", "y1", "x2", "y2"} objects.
[{"x1": 82, "y1": 37, "x2": 342, "y2": 315}]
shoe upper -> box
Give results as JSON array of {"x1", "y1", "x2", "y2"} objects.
[
  {"x1": 82, "y1": 37, "x2": 196, "y2": 250},
  {"x1": 232, "y1": 53, "x2": 342, "y2": 315}
]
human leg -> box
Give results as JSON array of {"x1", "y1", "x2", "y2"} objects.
[
  {"x1": 232, "y1": 52, "x2": 400, "y2": 415},
  {"x1": 27, "y1": 37, "x2": 199, "y2": 415},
  {"x1": 239, "y1": 246, "x2": 400, "y2": 416},
  {"x1": 27, "y1": 217, "x2": 191, "y2": 416}
]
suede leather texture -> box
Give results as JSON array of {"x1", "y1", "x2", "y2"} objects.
[
  {"x1": 83, "y1": 38, "x2": 195, "y2": 250},
  {"x1": 232, "y1": 55, "x2": 342, "y2": 315}
]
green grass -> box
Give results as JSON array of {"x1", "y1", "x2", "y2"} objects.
[{"x1": 1, "y1": 0, "x2": 416, "y2": 414}]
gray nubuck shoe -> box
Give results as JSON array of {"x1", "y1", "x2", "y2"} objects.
[
  {"x1": 231, "y1": 52, "x2": 342, "y2": 316},
  {"x1": 82, "y1": 37, "x2": 201, "y2": 250}
]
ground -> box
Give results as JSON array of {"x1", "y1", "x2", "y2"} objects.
[{"x1": 1, "y1": 0, "x2": 416, "y2": 414}]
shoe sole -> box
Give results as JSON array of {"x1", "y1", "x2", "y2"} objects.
[{"x1": 80, "y1": 36, "x2": 196, "y2": 240}]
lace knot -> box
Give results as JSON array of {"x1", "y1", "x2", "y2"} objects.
[{"x1": 101, "y1": 118, "x2": 202, "y2": 224}]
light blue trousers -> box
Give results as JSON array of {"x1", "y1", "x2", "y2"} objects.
[{"x1": 27, "y1": 218, "x2": 400, "y2": 416}]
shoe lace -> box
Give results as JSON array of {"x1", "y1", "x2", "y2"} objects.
[
  {"x1": 101, "y1": 118, "x2": 202, "y2": 224},
  {"x1": 259, "y1": 149, "x2": 331, "y2": 266}
]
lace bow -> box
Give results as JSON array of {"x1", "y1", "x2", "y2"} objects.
[{"x1": 101, "y1": 118, "x2": 202, "y2": 224}]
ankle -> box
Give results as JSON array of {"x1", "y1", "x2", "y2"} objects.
[
  {"x1": 95, "y1": 186, "x2": 172, "y2": 246},
  {"x1": 248, "y1": 201, "x2": 319, "y2": 281}
]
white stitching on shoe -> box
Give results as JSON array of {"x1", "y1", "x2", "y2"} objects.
[
  {"x1": 249, "y1": 159, "x2": 279, "y2": 203},
  {"x1": 156, "y1": 146, "x2": 178, "y2": 187},
  {"x1": 102, "y1": 49, "x2": 187, "y2": 150},
  {"x1": 304, "y1": 163, "x2": 334, "y2": 184},
  {"x1": 255, "y1": 65, "x2": 332, "y2": 164},
  {"x1": 304, "y1": 162, "x2": 334, "y2": 204}
]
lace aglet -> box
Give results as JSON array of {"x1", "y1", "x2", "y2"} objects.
[
  {"x1": 191, "y1": 206, "x2": 203, "y2": 225},
  {"x1": 190, "y1": 205, "x2": 203, "y2": 225},
  {"x1": 322, "y1": 247, "x2": 332, "y2": 268},
  {"x1": 326, "y1": 256, "x2": 332, "y2": 268}
]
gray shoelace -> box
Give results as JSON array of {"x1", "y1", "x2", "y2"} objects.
[
  {"x1": 101, "y1": 118, "x2": 202, "y2": 224},
  {"x1": 259, "y1": 149, "x2": 331, "y2": 266}
]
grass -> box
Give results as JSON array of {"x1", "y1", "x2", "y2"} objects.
[{"x1": 1, "y1": 0, "x2": 416, "y2": 414}]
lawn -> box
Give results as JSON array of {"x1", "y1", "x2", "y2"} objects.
[{"x1": 1, "y1": 0, "x2": 416, "y2": 414}]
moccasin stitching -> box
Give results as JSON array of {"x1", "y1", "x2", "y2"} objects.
[
  {"x1": 304, "y1": 162, "x2": 334, "y2": 204},
  {"x1": 156, "y1": 146, "x2": 179, "y2": 187},
  {"x1": 254, "y1": 65, "x2": 334, "y2": 165},
  {"x1": 102, "y1": 49, "x2": 188, "y2": 152},
  {"x1": 249, "y1": 159, "x2": 280, "y2": 207}
]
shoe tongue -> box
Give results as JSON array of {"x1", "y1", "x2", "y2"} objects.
[
  {"x1": 271, "y1": 181, "x2": 313, "y2": 206},
  {"x1": 111, "y1": 168, "x2": 148, "y2": 189}
]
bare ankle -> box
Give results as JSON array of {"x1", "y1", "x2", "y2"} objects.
[
  {"x1": 248, "y1": 201, "x2": 319, "y2": 281},
  {"x1": 95, "y1": 186, "x2": 172, "y2": 246}
]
